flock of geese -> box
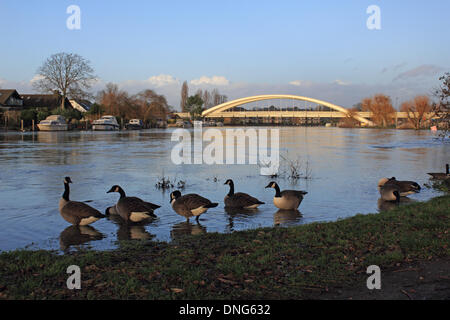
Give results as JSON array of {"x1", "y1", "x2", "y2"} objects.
[{"x1": 59, "y1": 163, "x2": 449, "y2": 227}]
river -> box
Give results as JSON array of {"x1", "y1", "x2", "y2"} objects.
[{"x1": 0, "y1": 127, "x2": 448, "y2": 252}]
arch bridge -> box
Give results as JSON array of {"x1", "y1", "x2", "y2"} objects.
[
  {"x1": 201, "y1": 95, "x2": 373, "y2": 125},
  {"x1": 174, "y1": 94, "x2": 437, "y2": 126}
]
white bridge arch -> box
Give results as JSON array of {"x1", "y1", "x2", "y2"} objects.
[{"x1": 202, "y1": 94, "x2": 374, "y2": 126}]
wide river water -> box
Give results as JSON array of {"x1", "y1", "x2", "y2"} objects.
[{"x1": 0, "y1": 127, "x2": 448, "y2": 252}]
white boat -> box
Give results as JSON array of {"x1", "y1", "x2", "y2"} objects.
[
  {"x1": 92, "y1": 115, "x2": 120, "y2": 131},
  {"x1": 37, "y1": 115, "x2": 68, "y2": 131},
  {"x1": 126, "y1": 119, "x2": 143, "y2": 130}
]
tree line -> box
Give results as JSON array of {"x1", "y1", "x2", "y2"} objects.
[{"x1": 341, "y1": 74, "x2": 449, "y2": 131}]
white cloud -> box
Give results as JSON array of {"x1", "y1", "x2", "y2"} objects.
[
  {"x1": 333, "y1": 79, "x2": 351, "y2": 86},
  {"x1": 289, "y1": 80, "x2": 313, "y2": 87},
  {"x1": 145, "y1": 74, "x2": 179, "y2": 87},
  {"x1": 190, "y1": 76, "x2": 229, "y2": 86},
  {"x1": 30, "y1": 74, "x2": 45, "y2": 83}
]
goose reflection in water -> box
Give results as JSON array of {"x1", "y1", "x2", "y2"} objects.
[
  {"x1": 274, "y1": 209, "x2": 303, "y2": 226},
  {"x1": 377, "y1": 197, "x2": 416, "y2": 212},
  {"x1": 224, "y1": 207, "x2": 261, "y2": 232},
  {"x1": 106, "y1": 213, "x2": 154, "y2": 241},
  {"x1": 117, "y1": 224, "x2": 154, "y2": 241},
  {"x1": 170, "y1": 221, "x2": 207, "y2": 241},
  {"x1": 59, "y1": 225, "x2": 105, "y2": 252}
]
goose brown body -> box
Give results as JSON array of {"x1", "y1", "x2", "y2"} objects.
[
  {"x1": 224, "y1": 179, "x2": 265, "y2": 209},
  {"x1": 59, "y1": 177, "x2": 105, "y2": 226},
  {"x1": 427, "y1": 164, "x2": 450, "y2": 180},
  {"x1": 378, "y1": 177, "x2": 421, "y2": 196},
  {"x1": 170, "y1": 191, "x2": 218, "y2": 221},
  {"x1": 107, "y1": 185, "x2": 158, "y2": 222},
  {"x1": 265, "y1": 182, "x2": 307, "y2": 210}
]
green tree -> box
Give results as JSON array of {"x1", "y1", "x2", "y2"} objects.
[
  {"x1": 20, "y1": 109, "x2": 37, "y2": 126},
  {"x1": 185, "y1": 95, "x2": 204, "y2": 120}
]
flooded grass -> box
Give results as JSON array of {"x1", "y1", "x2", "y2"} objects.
[{"x1": 0, "y1": 195, "x2": 448, "y2": 299}]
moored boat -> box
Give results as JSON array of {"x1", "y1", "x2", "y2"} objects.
[
  {"x1": 92, "y1": 115, "x2": 120, "y2": 131},
  {"x1": 37, "y1": 115, "x2": 68, "y2": 131},
  {"x1": 126, "y1": 119, "x2": 143, "y2": 130}
]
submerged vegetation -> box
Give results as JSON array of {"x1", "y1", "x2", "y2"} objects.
[
  {"x1": 155, "y1": 175, "x2": 185, "y2": 191},
  {"x1": 0, "y1": 195, "x2": 448, "y2": 299}
]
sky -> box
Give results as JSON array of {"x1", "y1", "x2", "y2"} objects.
[{"x1": 0, "y1": 0, "x2": 449, "y2": 110}]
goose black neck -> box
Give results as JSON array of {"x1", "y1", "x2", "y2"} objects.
[
  {"x1": 447, "y1": 164, "x2": 449, "y2": 174},
  {"x1": 274, "y1": 184, "x2": 282, "y2": 198},
  {"x1": 63, "y1": 182, "x2": 70, "y2": 201},
  {"x1": 227, "y1": 182, "x2": 235, "y2": 197},
  {"x1": 118, "y1": 187, "x2": 126, "y2": 199}
]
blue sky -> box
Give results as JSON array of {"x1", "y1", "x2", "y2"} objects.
[{"x1": 0, "y1": 0, "x2": 449, "y2": 109}]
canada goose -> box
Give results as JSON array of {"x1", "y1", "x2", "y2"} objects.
[
  {"x1": 378, "y1": 184, "x2": 401, "y2": 202},
  {"x1": 107, "y1": 185, "x2": 158, "y2": 222},
  {"x1": 265, "y1": 182, "x2": 307, "y2": 210},
  {"x1": 378, "y1": 177, "x2": 421, "y2": 196},
  {"x1": 59, "y1": 177, "x2": 105, "y2": 226},
  {"x1": 224, "y1": 179, "x2": 265, "y2": 209},
  {"x1": 170, "y1": 190, "x2": 218, "y2": 222},
  {"x1": 427, "y1": 164, "x2": 450, "y2": 180}
]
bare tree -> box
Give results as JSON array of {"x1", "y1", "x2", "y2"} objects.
[
  {"x1": 339, "y1": 107, "x2": 360, "y2": 128},
  {"x1": 135, "y1": 89, "x2": 169, "y2": 124},
  {"x1": 203, "y1": 89, "x2": 211, "y2": 109},
  {"x1": 433, "y1": 72, "x2": 450, "y2": 136},
  {"x1": 400, "y1": 95, "x2": 433, "y2": 130},
  {"x1": 362, "y1": 94, "x2": 395, "y2": 127},
  {"x1": 180, "y1": 81, "x2": 188, "y2": 112},
  {"x1": 33, "y1": 52, "x2": 96, "y2": 108},
  {"x1": 98, "y1": 83, "x2": 129, "y2": 117},
  {"x1": 212, "y1": 88, "x2": 228, "y2": 106},
  {"x1": 195, "y1": 89, "x2": 203, "y2": 100}
]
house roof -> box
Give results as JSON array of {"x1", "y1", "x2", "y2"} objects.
[
  {"x1": 69, "y1": 99, "x2": 92, "y2": 112},
  {"x1": 0, "y1": 89, "x2": 21, "y2": 105},
  {"x1": 20, "y1": 94, "x2": 71, "y2": 109}
]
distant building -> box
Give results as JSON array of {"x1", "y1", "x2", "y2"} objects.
[
  {"x1": 69, "y1": 99, "x2": 92, "y2": 113},
  {"x1": 0, "y1": 89, "x2": 23, "y2": 111}
]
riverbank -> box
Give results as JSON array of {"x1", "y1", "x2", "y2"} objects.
[{"x1": 0, "y1": 195, "x2": 448, "y2": 300}]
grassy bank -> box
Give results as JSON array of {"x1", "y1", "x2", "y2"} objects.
[{"x1": 0, "y1": 195, "x2": 449, "y2": 300}]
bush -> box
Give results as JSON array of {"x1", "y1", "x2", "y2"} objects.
[
  {"x1": 20, "y1": 109, "x2": 37, "y2": 126},
  {"x1": 52, "y1": 107, "x2": 83, "y2": 122},
  {"x1": 37, "y1": 110, "x2": 51, "y2": 122}
]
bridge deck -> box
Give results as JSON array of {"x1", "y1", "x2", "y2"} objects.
[{"x1": 175, "y1": 111, "x2": 435, "y2": 119}]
